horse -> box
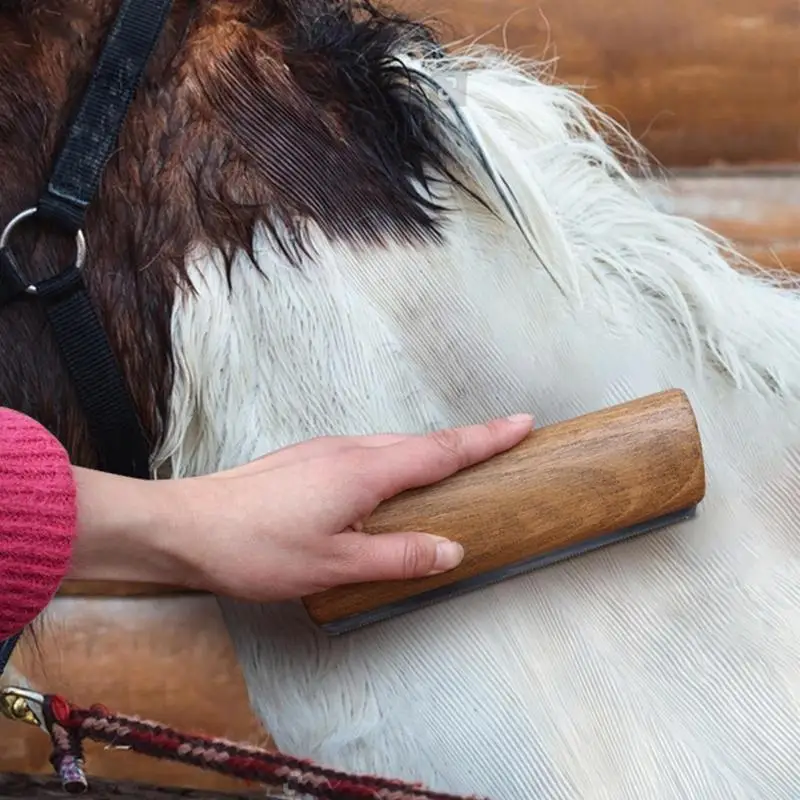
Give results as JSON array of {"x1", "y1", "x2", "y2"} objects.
[{"x1": 1, "y1": 1, "x2": 799, "y2": 797}]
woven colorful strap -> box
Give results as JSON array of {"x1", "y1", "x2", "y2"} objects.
[{"x1": 38, "y1": 693, "x2": 490, "y2": 800}]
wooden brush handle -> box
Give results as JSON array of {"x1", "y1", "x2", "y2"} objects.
[{"x1": 302, "y1": 389, "x2": 705, "y2": 629}]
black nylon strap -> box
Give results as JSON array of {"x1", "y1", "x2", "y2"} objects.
[
  {"x1": 37, "y1": 267, "x2": 152, "y2": 478},
  {"x1": 0, "y1": 0, "x2": 176, "y2": 680},
  {"x1": 38, "y1": 0, "x2": 174, "y2": 232},
  {"x1": 0, "y1": 248, "x2": 150, "y2": 476}
]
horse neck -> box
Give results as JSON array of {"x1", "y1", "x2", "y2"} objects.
[{"x1": 154, "y1": 52, "x2": 800, "y2": 483}]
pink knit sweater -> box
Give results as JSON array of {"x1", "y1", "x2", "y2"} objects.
[{"x1": 0, "y1": 408, "x2": 77, "y2": 639}]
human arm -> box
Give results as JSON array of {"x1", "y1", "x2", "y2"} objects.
[
  {"x1": 0, "y1": 408, "x2": 533, "y2": 638},
  {"x1": 67, "y1": 416, "x2": 534, "y2": 599}
]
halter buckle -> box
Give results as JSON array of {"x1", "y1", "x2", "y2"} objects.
[{"x1": 0, "y1": 207, "x2": 87, "y2": 295}]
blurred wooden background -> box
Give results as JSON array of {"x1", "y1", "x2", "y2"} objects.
[
  {"x1": 1, "y1": 595, "x2": 271, "y2": 795},
  {"x1": 2, "y1": 0, "x2": 798, "y2": 793},
  {"x1": 409, "y1": 0, "x2": 799, "y2": 167}
]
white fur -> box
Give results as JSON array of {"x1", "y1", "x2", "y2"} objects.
[{"x1": 154, "y1": 48, "x2": 800, "y2": 799}]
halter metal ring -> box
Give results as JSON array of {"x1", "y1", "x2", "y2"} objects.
[{"x1": 0, "y1": 207, "x2": 87, "y2": 295}]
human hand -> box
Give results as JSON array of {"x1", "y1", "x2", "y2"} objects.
[{"x1": 67, "y1": 415, "x2": 533, "y2": 601}]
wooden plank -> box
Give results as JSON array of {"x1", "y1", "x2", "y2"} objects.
[
  {"x1": 400, "y1": 0, "x2": 800, "y2": 166},
  {"x1": 0, "y1": 596, "x2": 273, "y2": 793},
  {"x1": 639, "y1": 168, "x2": 800, "y2": 273}
]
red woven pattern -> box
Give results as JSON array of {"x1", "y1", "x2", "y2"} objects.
[{"x1": 45, "y1": 694, "x2": 490, "y2": 800}]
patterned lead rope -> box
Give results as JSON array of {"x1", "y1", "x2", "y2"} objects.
[{"x1": 0, "y1": 687, "x2": 491, "y2": 800}]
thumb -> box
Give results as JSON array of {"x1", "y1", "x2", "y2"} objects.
[{"x1": 331, "y1": 531, "x2": 465, "y2": 583}]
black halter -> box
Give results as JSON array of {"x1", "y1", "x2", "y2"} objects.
[{"x1": 0, "y1": 0, "x2": 175, "y2": 676}]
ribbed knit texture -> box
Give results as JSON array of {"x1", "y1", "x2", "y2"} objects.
[{"x1": 0, "y1": 408, "x2": 77, "y2": 639}]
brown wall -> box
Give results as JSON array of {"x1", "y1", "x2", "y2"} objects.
[
  {"x1": 1, "y1": 595, "x2": 270, "y2": 793},
  {"x1": 401, "y1": 0, "x2": 800, "y2": 167},
  {"x1": 641, "y1": 167, "x2": 800, "y2": 273}
]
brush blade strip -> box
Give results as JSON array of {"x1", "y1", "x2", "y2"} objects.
[{"x1": 319, "y1": 505, "x2": 698, "y2": 635}]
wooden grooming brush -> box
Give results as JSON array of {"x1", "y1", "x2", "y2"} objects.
[{"x1": 302, "y1": 389, "x2": 705, "y2": 634}]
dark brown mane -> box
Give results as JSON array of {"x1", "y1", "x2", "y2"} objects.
[{"x1": 0, "y1": 0, "x2": 459, "y2": 468}]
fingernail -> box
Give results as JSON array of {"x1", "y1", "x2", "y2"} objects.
[
  {"x1": 506, "y1": 413, "x2": 533, "y2": 425},
  {"x1": 430, "y1": 540, "x2": 464, "y2": 574}
]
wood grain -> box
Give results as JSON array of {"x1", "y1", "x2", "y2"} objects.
[
  {"x1": 639, "y1": 167, "x2": 800, "y2": 273},
  {"x1": 57, "y1": 581, "x2": 199, "y2": 597},
  {"x1": 303, "y1": 389, "x2": 705, "y2": 630},
  {"x1": 400, "y1": 0, "x2": 800, "y2": 166}
]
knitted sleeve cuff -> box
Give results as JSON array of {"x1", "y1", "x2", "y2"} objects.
[{"x1": 0, "y1": 408, "x2": 78, "y2": 639}]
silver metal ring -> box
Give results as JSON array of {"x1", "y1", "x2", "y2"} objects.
[{"x1": 0, "y1": 207, "x2": 87, "y2": 295}]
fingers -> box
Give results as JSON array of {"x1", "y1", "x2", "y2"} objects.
[
  {"x1": 215, "y1": 433, "x2": 413, "y2": 477},
  {"x1": 329, "y1": 531, "x2": 465, "y2": 584},
  {"x1": 220, "y1": 416, "x2": 532, "y2": 485},
  {"x1": 362, "y1": 415, "x2": 534, "y2": 502}
]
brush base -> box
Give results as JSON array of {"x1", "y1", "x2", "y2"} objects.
[{"x1": 318, "y1": 504, "x2": 698, "y2": 635}]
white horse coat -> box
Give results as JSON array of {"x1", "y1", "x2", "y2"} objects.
[{"x1": 153, "y1": 50, "x2": 800, "y2": 799}]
